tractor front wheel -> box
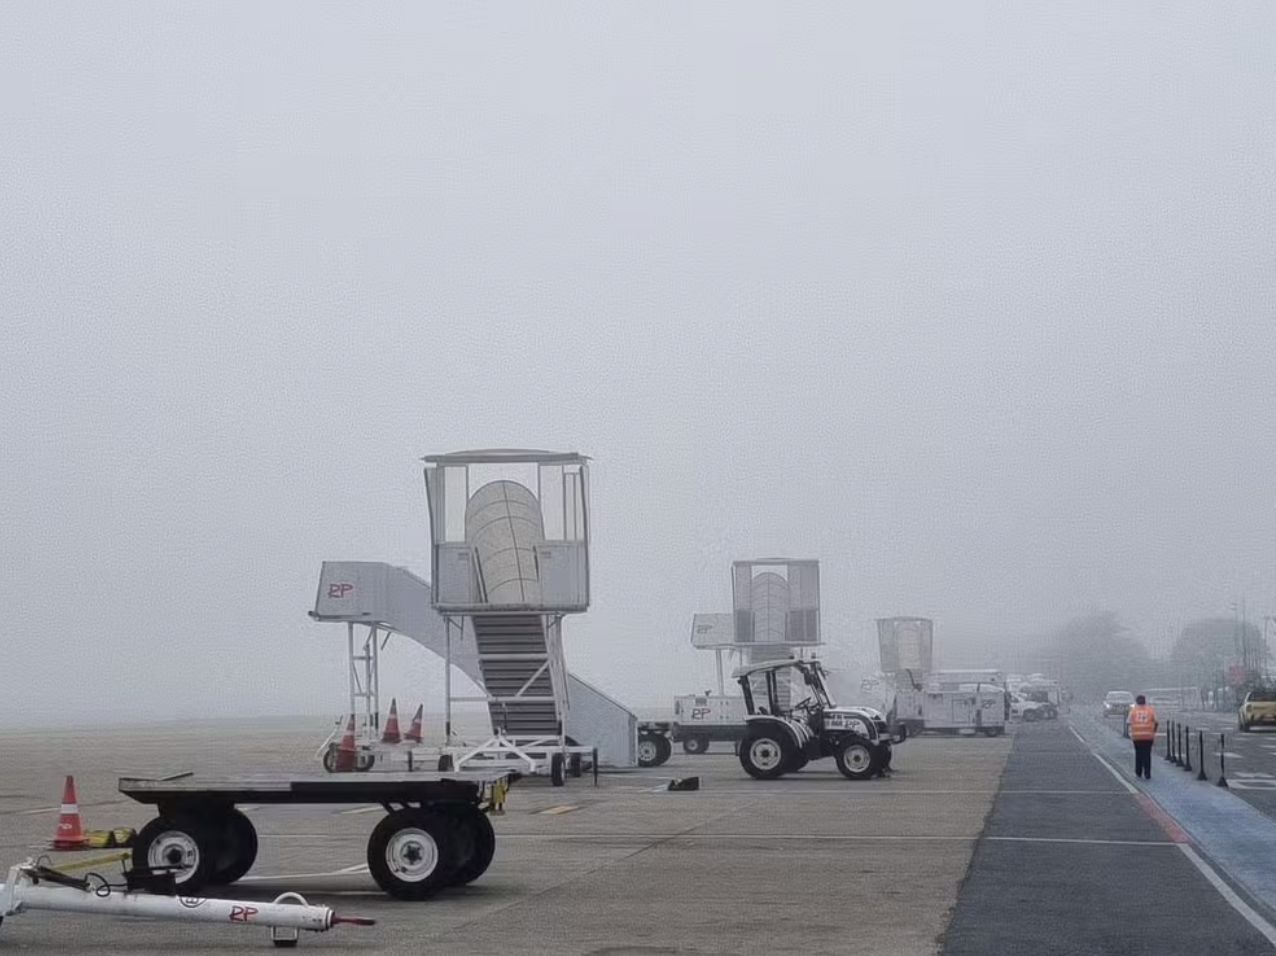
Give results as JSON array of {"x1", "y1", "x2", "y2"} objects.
[{"x1": 834, "y1": 735, "x2": 878, "y2": 781}]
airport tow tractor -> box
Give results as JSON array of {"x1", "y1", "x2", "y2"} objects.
[
  {"x1": 116, "y1": 769, "x2": 515, "y2": 902},
  {"x1": 734, "y1": 658, "x2": 905, "y2": 781}
]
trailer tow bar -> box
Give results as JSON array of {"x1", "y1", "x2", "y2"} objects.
[{"x1": 0, "y1": 860, "x2": 375, "y2": 948}]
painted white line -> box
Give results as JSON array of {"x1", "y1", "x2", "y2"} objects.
[
  {"x1": 17, "y1": 807, "x2": 58, "y2": 816},
  {"x1": 1092, "y1": 753, "x2": 1139, "y2": 795},
  {"x1": 985, "y1": 832, "x2": 1173, "y2": 847},
  {"x1": 497, "y1": 833, "x2": 980, "y2": 842},
  {"x1": 1179, "y1": 844, "x2": 1276, "y2": 948},
  {"x1": 1068, "y1": 725, "x2": 1089, "y2": 746},
  {"x1": 240, "y1": 867, "x2": 370, "y2": 883},
  {"x1": 495, "y1": 833, "x2": 1173, "y2": 845},
  {"x1": 337, "y1": 862, "x2": 370, "y2": 873}
]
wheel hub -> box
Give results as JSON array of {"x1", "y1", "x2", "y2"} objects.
[
  {"x1": 749, "y1": 739, "x2": 782, "y2": 771},
  {"x1": 148, "y1": 831, "x2": 199, "y2": 881},
  {"x1": 386, "y1": 828, "x2": 439, "y2": 882},
  {"x1": 844, "y1": 745, "x2": 870, "y2": 771}
]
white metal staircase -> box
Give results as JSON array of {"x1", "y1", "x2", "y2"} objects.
[{"x1": 470, "y1": 613, "x2": 561, "y2": 738}]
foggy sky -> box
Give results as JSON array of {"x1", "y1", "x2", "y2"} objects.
[{"x1": 3, "y1": 2, "x2": 1275, "y2": 725}]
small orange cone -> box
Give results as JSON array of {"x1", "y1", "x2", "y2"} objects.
[
  {"x1": 52, "y1": 775, "x2": 89, "y2": 850},
  {"x1": 334, "y1": 714, "x2": 357, "y2": 772},
  {"x1": 381, "y1": 698, "x2": 402, "y2": 745},
  {"x1": 404, "y1": 704, "x2": 423, "y2": 744}
]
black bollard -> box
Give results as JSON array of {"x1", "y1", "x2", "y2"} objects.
[
  {"x1": 1165, "y1": 719, "x2": 1174, "y2": 761},
  {"x1": 1172, "y1": 721, "x2": 1182, "y2": 766},
  {"x1": 1197, "y1": 730, "x2": 1208, "y2": 781},
  {"x1": 1182, "y1": 724, "x2": 1193, "y2": 772},
  {"x1": 1217, "y1": 733, "x2": 1229, "y2": 788}
]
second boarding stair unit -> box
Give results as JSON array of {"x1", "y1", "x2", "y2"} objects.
[{"x1": 426, "y1": 450, "x2": 599, "y2": 785}]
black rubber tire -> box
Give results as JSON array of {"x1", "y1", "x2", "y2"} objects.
[
  {"x1": 355, "y1": 750, "x2": 376, "y2": 772},
  {"x1": 653, "y1": 735, "x2": 673, "y2": 766},
  {"x1": 366, "y1": 809, "x2": 457, "y2": 901},
  {"x1": 682, "y1": 736, "x2": 710, "y2": 755},
  {"x1": 208, "y1": 809, "x2": 258, "y2": 885},
  {"x1": 439, "y1": 806, "x2": 497, "y2": 886},
  {"x1": 551, "y1": 753, "x2": 566, "y2": 787},
  {"x1": 783, "y1": 747, "x2": 809, "y2": 773},
  {"x1": 132, "y1": 814, "x2": 219, "y2": 892},
  {"x1": 834, "y1": 734, "x2": 878, "y2": 781},
  {"x1": 438, "y1": 754, "x2": 455, "y2": 772},
  {"x1": 738, "y1": 730, "x2": 791, "y2": 780},
  {"x1": 637, "y1": 734, "x2": 661, "y2": 768},
  {"x1": 569, "y1": 753, "x2": 583, "y2": 778},
  {"x1": 322, "y1": 745, "x2": 338, "y2": 773}
]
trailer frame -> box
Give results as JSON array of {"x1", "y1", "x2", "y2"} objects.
[{"x1": 118, "y1": 770, "x2": 514, "y2": 901}]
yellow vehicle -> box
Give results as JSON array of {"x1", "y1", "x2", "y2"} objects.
[{"x1": 1238, "y1": 688, "x2": 1276, "y2": 732}]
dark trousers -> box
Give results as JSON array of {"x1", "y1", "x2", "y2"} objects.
[{"x1": 1133, "y1": 739, "x2": 1154, "y2": 778}]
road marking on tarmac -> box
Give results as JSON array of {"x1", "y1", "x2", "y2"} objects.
[
  {"x1": 1075, "y1": 717, "x2": 1276, "y2": 946},
  {"x1": 1179, "y1": 845, "x2": 1276, "y2": 947},
  {"x1": 337, "y1": 805, "x2": 382, "y2": 815},
  {"x1": 18, "y1": 807, "x2": 58, "y2": 815},
  {"x1": 539, "y1": 805, "x2": 580, "y2": 815}
]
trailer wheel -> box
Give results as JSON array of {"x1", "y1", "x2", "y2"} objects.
[
  {"x1": 133, "y1": 814, "x2": 218, "y2": 892},
  {"x1": 355, "y1": 750, "x2": 376, "y2": 772},
  {"x1": 739, "y1": 730, "x2": 790, "y2": 780},
  {"x1": 439, "y1": 806, "x2": 497, "y2": 886},
  {"x1": 569, "y1": 753, "x2": 583, "y2": 778},
  {"x1": 550, "y1": 753, "x2": 566, "y2": 787},
  {"x1": 367, "y1": 809, "x2": 457, "y2": 901},
  {"x1": 682, "y1": 735, "x2": 710, "y2": 755},
  {"x1": 208, "y1": 809, "x2": 258, "y2": 885},
  {"x1": 638, "y1": 734, "x2": 671, "y2": 768},
  {"x1": 438, "y1": 754, "x2": 455, "y2": 772},
  {"x1": 834, "y1": 735, "x2": 877, "y2": 781},
  {"x1": 322, "y1": 744, "x2": 338, "y2": 773}
]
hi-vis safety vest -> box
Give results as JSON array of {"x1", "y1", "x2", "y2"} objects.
[{"x1": 1128, "y1": 704, "x2": 1157, "y2": 741}]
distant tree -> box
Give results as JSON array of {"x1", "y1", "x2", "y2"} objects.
[
  {"x1": 1045, "y1": 611, "x2": 1153, "y2": 702},
  {"x1": 1171, "y1": 617, "x2": 1262, "y2": 686}
]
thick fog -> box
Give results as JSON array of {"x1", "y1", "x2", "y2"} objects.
[{"x1": 3, "y1": 2, "x2": 1274, "y2": 726}]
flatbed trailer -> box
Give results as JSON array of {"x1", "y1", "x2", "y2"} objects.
[
  {"x1": 636, "y1": 720, "x2": 748, "y2": 766},
  {"x1": 119, "y1": 770, "x2": 514, "y2": 901}
]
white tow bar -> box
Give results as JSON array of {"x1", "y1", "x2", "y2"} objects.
[{"x1": 0, "y1": 861, "x2": 374, "y2": 948}]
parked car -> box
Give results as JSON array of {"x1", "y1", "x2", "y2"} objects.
[
  {"x1": 1238, "y1": 687, "x2": 1276, "y2": 732},
  {"x1": 1008, "y1": 693, "x2": 1049, "y2": 722},
  {"x1": 1103, "y1": 691, "x2": 1135, "y2": 718},
  {"x1": 1021, "y1": 688, "x2": 1059, "y2": 719}
]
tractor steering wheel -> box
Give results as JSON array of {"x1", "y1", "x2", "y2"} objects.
[{"x1": 792, "y1": 697, "x2": 817, "y2": 716}]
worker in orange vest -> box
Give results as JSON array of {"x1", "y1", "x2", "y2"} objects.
[{"x1": 1127, "y1": 695, "x2": 1159, "y2": 779}]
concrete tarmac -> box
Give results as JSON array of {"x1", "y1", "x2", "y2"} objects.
[{"x1": 1, "y1": 718, "x2": 1008, "y2": 955}]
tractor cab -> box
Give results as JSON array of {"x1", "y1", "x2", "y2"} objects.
[{"x1": 732, "y1": 657, "x2": 903, "y2": 782}]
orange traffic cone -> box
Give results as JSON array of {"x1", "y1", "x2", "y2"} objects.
[
  {"x1": 404, "y1": 704, "x2": 423, "y2": 744},
  {"x1": 333, "y1": 714, "x2": 357, "y2": 772},
  {"x1": 381, "y1": 698, "x2": 402, "y2": 745},
  {"x1": 52, "y1": 775, "x2": 89, "y2": 850}
]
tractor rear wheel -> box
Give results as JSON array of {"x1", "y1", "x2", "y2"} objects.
[
  {"x1": 739, "y1": 730, "x2": 791, "y2": 780},
  {"x1": 834, "y1": 734, "x2": 878, "y2": 781}
]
